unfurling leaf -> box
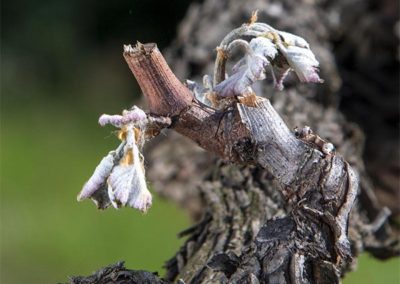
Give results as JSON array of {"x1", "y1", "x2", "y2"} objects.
[
  {"x1": 77, "y1": 106, "x2": 152, "y2": 213},
  {"x1": 214, "y1": 38, "x2": 275, "y2": 97},
  {"x1": 213, "y1": 23, "x2": 323, "y2": 99},
  {"x1": 107, "y1": 125, "x2": 151, "y2": 212},
  {"x1": 276, "y1": 32, "x2": 323, "y2": 84},
  {"x1": 77, "y1": 151, "x2": 117, "y2": 202}
]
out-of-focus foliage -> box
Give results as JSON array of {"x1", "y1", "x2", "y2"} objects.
[
  {"x1": 1, "y1": 1, "x2": 191, "y2": 283},
  {"x1": 2, "y1": 101, "x2": 190, "y2": 283},
  {"x1": 1, "y1": 0, "x2": 398, "y2": 283}
]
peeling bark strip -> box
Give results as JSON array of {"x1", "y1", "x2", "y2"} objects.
[{"x1": 122, "y1": 44, "x2": 359, "y2": 282}]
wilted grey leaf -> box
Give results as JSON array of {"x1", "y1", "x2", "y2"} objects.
[
  {"x1": 107, "y1": 125, "x2": 152, "y2": 212},
  {"x1": 277, "y1": 42, "x2": 323, "y2": 84},
  {"x1": 214, "y1": 37, "x2": 276, "y2": 97},
  {"x1": 213, "y1": 23, "x2": 322, "y2": 99},
  {"x1": 251, "y1": 37, "x2": 278, "y2": 59},
  {"x1": 77, "y1": 142, "x2": 125, "y2": 202},
  {"x1": 107, "y1": 162, "x2": 151, "y2": 212},
  {"x1": 78, "y1": 105, "x2": 152, "y2": 213}
]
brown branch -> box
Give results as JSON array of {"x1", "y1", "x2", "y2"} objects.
[
  {"x1": 123, "y1": 43, "x2": 192, "y2": 117},
  {"x1": 124, "y1": 43, "x2": 246, "y2": 159},
  {"x1": 124, "y1": 44, "x2": 306, "y2": 171},
  {"x1": 69, "y1": 1, "x2": 399, "y2": 282},
  {"x1": 122, "y1": 44, "x2": 360, "y2": 283}
]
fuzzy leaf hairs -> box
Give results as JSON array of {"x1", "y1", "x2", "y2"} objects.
[
  {"x1": 77, "y1": 106, "x2": 152, "y2": 213},
  {"x1": 209, "y1": 19, "x2": 323, "y2": 101}
]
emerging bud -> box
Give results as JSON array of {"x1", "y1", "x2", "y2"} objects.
[
  {"x1": 77, "y1": 106, "x2": 152, "y2": 213},
  {"x1": 212, "y1": 22, "x2": 323, "y2": 100}
]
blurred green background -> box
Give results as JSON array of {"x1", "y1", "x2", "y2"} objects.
[{"x1": 1, "y1": 0, "x2": 399, "y2": 283}]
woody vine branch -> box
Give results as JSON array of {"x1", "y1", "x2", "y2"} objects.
[{"x1": 78, "y1": 21, "x2": 363, "y2": 272}]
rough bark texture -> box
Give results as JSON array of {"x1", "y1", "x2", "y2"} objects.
[
  {"x1": 70, "y1": 0, "x2": 399, "y2": 283},
  {"x1": 69, "y1": 262, "x2": 167, "y2": 284},
  {"x1": 156, "y1": 0, "x2": 399, "y2": 218}
]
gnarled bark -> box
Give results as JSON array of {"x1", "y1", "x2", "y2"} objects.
[
  {"x1": 122, "y1": 43, "x2": 361, "y2": 283},
  {"x1": 70, "y1": 0, "x2": 399, "y2": 283}
]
